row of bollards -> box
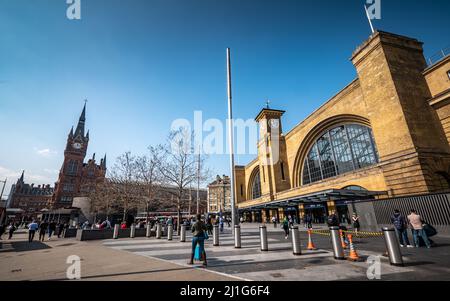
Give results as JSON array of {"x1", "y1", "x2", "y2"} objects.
[{"x1": 113, "y1": 222, "x2": 403, "y2": 267}]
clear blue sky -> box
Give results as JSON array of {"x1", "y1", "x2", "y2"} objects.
[{"x1": 1, "y1": 0, "x2": 449, "y2": 196}]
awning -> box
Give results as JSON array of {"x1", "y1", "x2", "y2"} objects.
[{"x1": 239, "y1": 188, "x2": 387, "y2": 211}]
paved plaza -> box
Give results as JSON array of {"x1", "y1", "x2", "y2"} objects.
[{"x1": 1, "y1": 224, "x2": 450, "y2": 281}]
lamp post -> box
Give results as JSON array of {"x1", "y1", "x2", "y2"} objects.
[{"x1": 0, "y1": 178, "x2": 7, "y2": 225}]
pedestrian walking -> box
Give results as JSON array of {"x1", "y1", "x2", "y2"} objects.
[
  {"x1": 408, "y1": 209, "x2": 431, "y2": 248},
  {"x1": 188, "y1": 214, "x2": 208, "y2": 267},
  {"x1": 28, "y1": 220, "x2": 39, "y2": 243},
  {"x1": 48, "y1": 220, "x2": 57, "y2": 240},
  {"x1": 272, "y1": 216, "x2": 277, "y2": 228},
  {"x1": 219, "y1": 216, "x2": 224, "y2": 233},
  {"x1": 391, "y1": 209, "x2": 413, "y2": 248},
  {"x1": 351, "y1": 213, "x2": 361, "y2": 237},
  {"x1": 282, "y1": 216, "x2": 289, "y2": 239},
  {"x1": 206, "y1": 217, "x2": 213, "y2": 235},
  {"x1": 306, "y1": 214, "x2": 313, "y2": 229},
  {"x1": 39, "y1": 220, "x2": 48, "y2": 242},
  {"x1": 57, "y1": 222, "x2": 65, "y2": 238},
  {"x1": 7, "y1": 222, "x2": 16, "y2": 240},
  {"x1": 0, "y1": 224, "x2": 5, "y2": 240}
]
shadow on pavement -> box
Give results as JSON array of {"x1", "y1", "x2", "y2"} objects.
[{"x1": 0, "y1": 241, "x2": 51, "y2": 253}]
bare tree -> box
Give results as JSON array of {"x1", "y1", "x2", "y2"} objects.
[
  {"x1": 109, "y1": 151, "x2": 142, "y2": 222},
  {"x1": 89, "y1": 180, "x2": 118, "y2": 222},
  {"x1": 135, "y1": 145, "x2": 164, "y2": 222},
  {"x1": 157, "y1": 128, "x2": 209, "y2": 232}
]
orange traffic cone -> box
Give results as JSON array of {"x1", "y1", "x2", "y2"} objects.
[
  {"x1": 347, "y1": 234, "x2": 360, "y2": 261},
  {"x1": 340, "y1": 229, "x2": 348, "y2": 249},
  {"x1": 307, "y1": 229, "x2": 317, "y2": 250}
]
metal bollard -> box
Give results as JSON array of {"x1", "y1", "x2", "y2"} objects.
[
  {"x1": 260, "y1": 225, "x2": 268, "y2": 251},
  {"x1": 156, "y1": 223, "x2": 162, "y2": 239},
  {"x1": 146, "y1": 224, "x2": 151, "y2": 238},
  {"x1": 130, "y1": 224, "x2": 136, "y2": 238},
  {"x1": 167, "y1": 224, "x2": 173, "y2": 241},
  {"x1": 213, "y1": 224, "x2": 220, "y2": 246},
  {"x1": 291, "y1": 226, "x2": 302, "y2": 256},
  {"x1": 382, "y1": 227, "x2": 404, "y2": 266},
  {"x1": 113, "y1": 224, "x2": 119, "y2": 239},
  {"x1": 234, "y1": 225, "x2": 241, "y2": 249},
  {"x1": 180, "y1": 224, "x2": 186, "y2": 242},
  {"x1": 330, "y1": 226, "x2": 345, "y2": 260}
]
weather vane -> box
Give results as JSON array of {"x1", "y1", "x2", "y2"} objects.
[{"x1": 266, "y1": 99, "x2": 270, "y2": 109}]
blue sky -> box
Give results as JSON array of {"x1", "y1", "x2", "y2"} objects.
[{"x1": 1, "y1": 0, "x2": 449, "y2": 196}]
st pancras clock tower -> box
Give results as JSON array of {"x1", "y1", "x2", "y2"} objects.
[{"x1": 52, "y1": 102, "x2": 106, "y2": 209}]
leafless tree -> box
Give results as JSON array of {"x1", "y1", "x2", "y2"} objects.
[
  {"x1": 157, "y1": 128, "x2": 210, "y2": 232},
  {"x1": 89, "y1": 180, "x2": 118, "y2": 222},
  {"x1": 108, "y1": 151, "x2": 142, "y2": 221},
  {"x1": 135, "y1": 145, "x2": 165, "y2": 222}
]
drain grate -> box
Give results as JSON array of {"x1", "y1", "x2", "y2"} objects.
[{"x1": 270, "y1": 273, "x2": 284, "y2": 278}]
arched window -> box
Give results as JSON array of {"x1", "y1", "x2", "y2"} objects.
[
  {"x1": 302, "y1": 124, "x2": 379, "y2": 185},
  {"x1": 252, "y1": 169, "x2": 262, "y2": 199},
  {"x1": 66, "y1": 160, "x2": 78, "y2": 175}
]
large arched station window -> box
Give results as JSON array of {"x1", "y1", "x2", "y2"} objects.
[{"x1": 302, "y1": 124, "x2": 379, "y2": 185}]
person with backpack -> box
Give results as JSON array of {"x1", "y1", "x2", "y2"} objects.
[
  {"x1": 39, "y1": 220, "x2": 48, "y2": 242},
  {"x1": 391, "y1": 209, "x2": 413, "y2": 248},
  {"x1": 408, "y1": 209, "x2": 431, "y2": 248},
  {"x1": 327, "y1": 211, "x2": 340, "y2": 227}
]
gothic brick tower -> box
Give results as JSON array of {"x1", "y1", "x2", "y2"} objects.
[{"x1": 51, "y1": 103, "x2": 106, "y2": 208}]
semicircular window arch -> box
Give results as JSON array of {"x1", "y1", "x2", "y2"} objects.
[
  {"x1": 302, "y1": 124, "x2": 379, "y2": 185},
  {"x1": 251, "y1": 169, "x2": 262, "y2": 199}
]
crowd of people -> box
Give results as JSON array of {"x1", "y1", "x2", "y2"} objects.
[{"x1": 0, "y1": 220, "x2": 70, "y2": 243}]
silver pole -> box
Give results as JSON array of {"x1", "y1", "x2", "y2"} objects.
[
  {"x1": 113, "y1": 224, "x2": 119, "y2": 239},
  {"x1": 156, "y1": 223, "x2": 162, "y2": 239},
  {"x1": 180, "y1": 224, "x2": 186, "y2": 242},
  {"x1": 146, "y1": 223, "x2": 152, "y2": 238},
  {"x1": 213, "y1": 224, "x2": 220, "y2": 246},
  {"x1": 260, "y1": 225, "x2": 268, "y2": 251},
  {"x1": 330, "y1": 226, "x2": 345, "y2": 260},
  {"x1": 291, "y1": 226, "x2": 302, "y2": 256},
  {"x1": 234, "y1": 225, "x2": 241, "y2": 248},
  {"x1": 130, "y1": 224, "x2": 136, "y2": 238},
  {"x1": 226, "y1": 48, "x2": 238, "y2": 234},
  {"x1": 196, "y1": 149, "x2": 200, "y2": 215},
  {"x1": 364, "y1": 5, "x2": 375, "y2": 34},
  {"x1": 382, "y1": 227, "x2": 404, "y2": 266},
  {"x1": 167, "y1": 224, "x2": 173, "y2": 241}
]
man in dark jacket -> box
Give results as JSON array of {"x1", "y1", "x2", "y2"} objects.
[
  {"x1": 327, "y1": 211, "x2": 340, "y2": 227},
  {"x1": 391, "y1": 209, "x2": 413, "y2": 248}
]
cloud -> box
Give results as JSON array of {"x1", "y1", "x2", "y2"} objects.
[
  {"x1": 34, "y1": 148, "x2": 58, "y2": 157},
  {"x1": 44, "y1": 169, "x2": 59, "y2": 174}
]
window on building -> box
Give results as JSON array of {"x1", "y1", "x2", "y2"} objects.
[
  {"x1": 280, "y1": 161, "x2": 286, "y2": 181},
  {"x1": 66, "y1": 160, "x2": 78, "y2": 175},
  {"x1": 447, "y1": 70, "x2": 450, "y2": 80},
  {"x1": 61, "y1": 196, "x2": 73, "y2": 203},
  {"x1": 302, "y1": 124, "x2": 379, "y2": 185},
  {"x1": 252, "y1": 169, "x2": 262, "y2": 199},
  {"x1": 63, "y1": 183, "x2": 74, "y2": 192},
  {"x1": 240, "y1": 184, "x2": 243, "y2": 196}
]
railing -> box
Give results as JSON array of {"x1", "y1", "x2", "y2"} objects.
[
  {"x1": 427, "y1": 46, "x2": 450, "y2": 66},
  {"x1": 373, "y1": 193, "x2": 450, "y2": 226}
]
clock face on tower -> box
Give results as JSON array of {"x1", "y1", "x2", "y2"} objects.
[{"x1": 72, "y1": 142, "x2": 82, "y2": 150}]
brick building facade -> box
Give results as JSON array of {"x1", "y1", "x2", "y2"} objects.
[{"x1": 234, "y1": 31, "x2": 450, "y2": 223}]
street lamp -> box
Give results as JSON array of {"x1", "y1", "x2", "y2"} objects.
[{"x1": 0, "y1": 178, "x2": 7, "y2": 224}]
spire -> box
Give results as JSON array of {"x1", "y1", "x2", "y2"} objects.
[
  {"x1": 69, "y1": 126, "x2": 74, "y2": 137},
  {"x1": 86, "y1": 130, "x2": 90, "y2": 140},
  {"x1": 92, "y1": 153, "x2": 96, "y2": 161},
  {"x1": 19, "y1": 170, "x2": 24, "y2": 183},
  {"x1": 74, "y1": 102, "x2": 86, "y2": 138},
  {"x1": 102, "y1": 154, "x2": 107, "y2": 169}
]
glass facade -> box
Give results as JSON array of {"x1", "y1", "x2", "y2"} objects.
[
  {"x1": 302, "y1": 124, "x2": 379, "y2": 185},
  {"x1": 252, "y1": 169, "x2": 262, "y2": 199}
]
